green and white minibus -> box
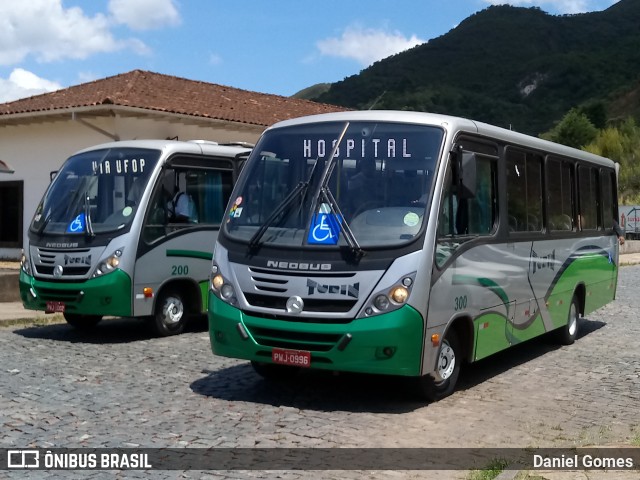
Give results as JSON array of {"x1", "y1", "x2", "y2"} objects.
[
  {"x1": 20, "y1": 139, "x2": 250, "y2": 336},
  {"x1": 208, "y1": 111, "x2": 620, "y2": 400}
]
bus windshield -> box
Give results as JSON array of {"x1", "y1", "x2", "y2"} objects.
[
  {"x1": 31, "y1": 147, "x2": 160, "y2": 236},
  {"x1": 225, "y1": 121, "x2": 444, "y2": 248}
]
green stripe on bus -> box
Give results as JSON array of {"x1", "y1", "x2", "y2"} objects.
[{"x1": 166, "y1": 249, "x2": 213, "y2": 260}]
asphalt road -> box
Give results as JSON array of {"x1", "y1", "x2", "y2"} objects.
[{"x1": 2, "y1": 266, "x2": 640, "y2": 479}]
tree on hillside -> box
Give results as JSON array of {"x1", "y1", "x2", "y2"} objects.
[
  {"x1": 583, "y1": 118, "x2": 640, "y2": 204},
  {"x1": 541, "y1": 109, "x2": 598, "y2": 149}
]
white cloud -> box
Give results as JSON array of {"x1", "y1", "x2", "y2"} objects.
[
  {"x1": 0, "y1": 68, "x2": 62, "y2": 102},
  {"x1": 0, "y1": 0, "x2": 136, "y2": 65},
  {"x1": 209, "y1": 53, "x2": 223, "y2": 66},
  {"x1": 109, "y1": 0, "x2": 180, "y2": 31},
  {"x1": 317, "y1": 25, "x2": 425, "y2": 66},
  {"x1": 482, "y1": 0, "x2": 620, "y2": 14}
]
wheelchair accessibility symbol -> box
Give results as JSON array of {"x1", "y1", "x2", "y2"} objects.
[
  {"x1": 66, "y1": 213, "x2": 86, "y2": 233},
  {"x1": 308, "y1": 213, "x2": 342, "y2": 245}
]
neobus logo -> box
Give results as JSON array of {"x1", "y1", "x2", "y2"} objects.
[
  {"x1": 266, "y1": 260, "x2": 332, "y2": 271},
  {"x1": 46, "y1": 242, "x2": 79, "y2": 248},
  {"x1": 307, "y1": 279, "x2": 359, "y2": 298}
]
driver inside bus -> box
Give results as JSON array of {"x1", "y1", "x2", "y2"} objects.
[{"x1": 348, "y1": 158, "x2": 377, "y2": 216}]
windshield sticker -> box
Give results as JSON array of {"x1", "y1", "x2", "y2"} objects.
[
  {"x1": 66, "y1": 213, "x2": 86, "y2": 233},
  {"x1": 122, "y1": 206, "x2": 133, "y2": 217},
  {"x1": 92, "y1": 158, "x2": 146, "y2": 175},
  {"x1": 229, "y1": 205, "x2": 243, "y2": 219},
  {"x1": 404, "y1": 212, "x2": 420, "y2": 227},
  {"x1": 308, "y1": 213, "x2": 342, "y2": 245},
  {"x1": 228, "y1": 197, "x2": 244, "y2": 219},
  {"x1": 303, "y1": 138, "x2": 412, "y2": 159}
]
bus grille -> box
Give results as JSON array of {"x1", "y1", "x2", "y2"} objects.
[
  {"x1": 244, "y1": 293, "x2": 356, "y2": 313},
  {"x1": 36, "y1": 287, "x2": 83, "y2": 302},
  {"x1": 247, "y1": 326, "x2": 342, "y2": 352},
  {"x1": 35, "y1": 265, "x2": 91, "y2": 276},
  {"x1": 34, "y1": 248, "x2": 92, "y2": 278}
]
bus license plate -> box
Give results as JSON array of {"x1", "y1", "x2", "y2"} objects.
[
  {"x1": 272, "y1": 348, "x2": 311, "y2": 368},
  {"x1": 46, "y1": 301, "x2": 65, "y2": 313}
]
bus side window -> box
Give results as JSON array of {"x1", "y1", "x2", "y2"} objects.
[
  {"x1": 143, "y1": 167, "x2": 234, "y2": 243},
  {"x1": 436, "y1": 154, "x2": 496, "y2": 267},
  {"x1": 547, "y1": 157, "x2": 574, "y2": 231},
  {"x1": 143, "y1": 169, "x2": 174, "y2": 243},
  {"x1": 578, "y1": 165, "x2": 599, "y2": 230},
  {"x1": 506, "y1": 149, "x2": 543, "y2": 232}
]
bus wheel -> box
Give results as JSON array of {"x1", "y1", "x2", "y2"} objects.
[
  {"x1": 152, "y1": 289, "x2": 187, "y2": 336},
  {"x1": 413, "y1": 330, "x2": 461, "y2": 402},
  {"x1": 251, "y1": 361, "x2": 300, "y2": 381},
  {"x1": 555, "y1": 295, "x2": 580, "y2": 345},
  {"x1": 63, "y1": 313, "x2": 102, "y2": 329}
]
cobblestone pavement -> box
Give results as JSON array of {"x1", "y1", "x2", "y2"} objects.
[{"x1": 2, "y1": 267, "x2": 640, "y2": 480}]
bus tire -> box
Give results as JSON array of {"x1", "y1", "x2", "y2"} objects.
[
  {"x1": 251, "y1": 361, "x2": 300, "y2": 381},
  {"x1": 152, "y1": 288, "x2": 187, "y2": 336},
  {"x1": 63, "y1": 313, "x2": 102, "y2": 329},
  {"x1": 555, "y1": 294, "x2": 580, "y2": 345},
  {"x1": 413, "y1": 329, "x2": 461, "y2": 402}
]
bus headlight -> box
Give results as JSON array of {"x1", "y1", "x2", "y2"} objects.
[
  {"x1": 92, "y1": 248, "x2": 123, "y2": 277},
  {"x1": 374, "y1": 295, "x2": 390, "y2": 311},
  {"x1": 390, "y1": 286, "x2": 409, "y2": 303},
  {"x1": 20, "y1": 250, "x2": 32, "y2": 276},
  {"x1": 212, "y1": 274, "x2": 224, "y2": 291},
  {"x1": 360, "y1": 273, "x2": 416, "y2": 318},
  {"x1": 221, "y1": 284, "x2": 235, "y2": 300},
  {"x1": 210, "y1": 262, "x2": 237, "y2": 305}
]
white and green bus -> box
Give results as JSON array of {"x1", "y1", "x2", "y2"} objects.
[
  {"x1": 20, "y1": 139, "x2": 250, "y2": 336},
  {"x1": 208, "y1": 111, "x2": 620, "y2": 400}
]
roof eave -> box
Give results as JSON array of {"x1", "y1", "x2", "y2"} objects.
[{"x1": 0, "y1": 104, "x2": 267, "y2": 131}]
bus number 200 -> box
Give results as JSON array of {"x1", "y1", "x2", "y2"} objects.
[
  {"x1": 454, "y1": 295, "x2": 467, "y2": 311},
  {"x1": 172, "y1": 265, "x2": 189, "y2": 275}
]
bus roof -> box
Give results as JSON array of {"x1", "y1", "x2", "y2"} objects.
[
  {"x1": 72, "y1": 139, "x2": 252, "y2": 158},
  {"x1": 265, "y1": 110, "x2": 615, "y2": 168}
]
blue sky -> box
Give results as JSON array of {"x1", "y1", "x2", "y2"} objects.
[{"x1": 0, "y1": 0, "x2": 621, "y2": 103}]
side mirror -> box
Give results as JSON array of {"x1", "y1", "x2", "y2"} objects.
[{"x1": 458, "y1": 151, "x2": 477, "y2": 199}]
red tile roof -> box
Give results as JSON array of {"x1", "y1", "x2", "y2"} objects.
[{"x1": 0, "y1": 70, "x2": 347, "y2": 126}]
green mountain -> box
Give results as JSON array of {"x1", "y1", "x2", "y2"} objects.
[{"x1": 313, "y1": 0, "x2": 640, "y2": 135}]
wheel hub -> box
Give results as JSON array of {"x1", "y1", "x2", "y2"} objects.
[
  {"x1": 163, "y1": 297, "x2": 184, "y2": 325},
  {"x1": 436, "y1": 341, "x2": 456, "y2": 382}
]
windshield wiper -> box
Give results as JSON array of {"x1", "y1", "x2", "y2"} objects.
[
  {"x1": 248, "y1": 181, "x2": 308, "y2": 250},
  {"x1": 248, "y1": 123, "x2": 357, "y2": 253},
  {"x1": 84, "y1": 193, "x2": 94, "y2": 237},
  {"x1": 247, "y1": 129, "x2": 346, "y2": 251},
  {"x1": 318, "y1": 182, "x2": 364, "y2": 259},
  {"x1": 305, "y1": 123, "x2": 364, "y2": 258}
]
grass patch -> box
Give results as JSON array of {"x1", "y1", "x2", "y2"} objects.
[
  {"x1": 467, "y1": 458, "x2": 508, "y2": 480},
  {"x1": 0, "y1": 315, "x2": 65, "y2": 329},
  {"x1": 631, "y1": 433, "x2": 640, "y2": 447}
]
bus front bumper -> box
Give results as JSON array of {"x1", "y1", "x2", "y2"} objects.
[
  {"x1": 19, "y1": 270, "x2": 132, "y2": 317},
  {"x1": 208, "y1": 294, "x2": 424, "y2": 377}
]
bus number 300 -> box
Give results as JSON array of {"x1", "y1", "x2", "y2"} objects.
[
  {"x1": 454, "y1": 295, "x2": 467, "y2": 311},
  {"x1": 172, "y1": 265, "x2": 189, "y2": 275}
]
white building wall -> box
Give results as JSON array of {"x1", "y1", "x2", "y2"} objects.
[{"x1": 0, "y1": 114, "x2": 263, "y2": 258}]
